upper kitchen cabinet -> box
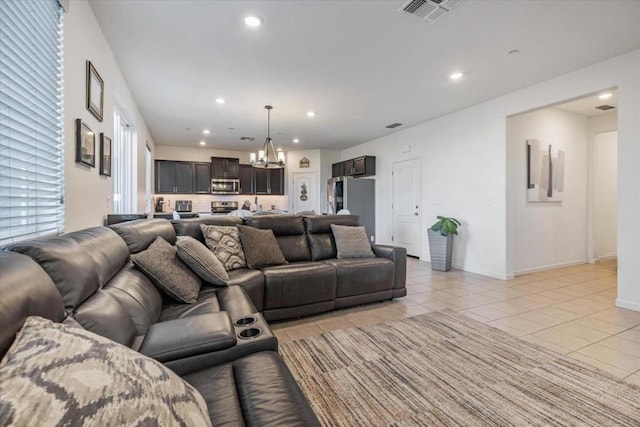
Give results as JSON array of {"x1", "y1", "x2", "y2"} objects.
[
  {"x1": 253, "y1": 167, "x2": 284, "y2": 195},
  {"x1": 193, "y1": 162, "x2": 212, "y2": 193},
  {"x1": 155, "y1": 160, "x2": 193, "y2": 194},
  {"x1": 331, "y1": 156, "x2": 376, "y2": 178},
  {"x1": 211, "y1": 157, "x2": 240, "y2": 179},
  {"x1": 239, "y1": 164, "x2": 255, "y2": 194}
]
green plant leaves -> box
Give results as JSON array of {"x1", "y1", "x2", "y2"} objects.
[{"x1": 430, "y1": 216, "x2": 460, "y2": 236}]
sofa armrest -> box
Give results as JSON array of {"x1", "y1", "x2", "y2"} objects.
[
  {"x1": 371, "y1": 244, "x2": 407, "y2": 297},
  {"x1": 138, "y1": 312, "x2": 236, "y2": 362}
]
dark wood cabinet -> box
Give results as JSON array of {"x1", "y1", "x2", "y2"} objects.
[
  {"x1": 155, "y1": 160, "x2": 193, "y2": 194},
  {"x1": 269, "y1": 168, "x2": 284, "y2": 195},
  {"x1": 332, "y1": 162, "x2": 344, "y2": 178},
  {"x1": 239, "y1": 164, "x2": 254, "y2": 194},
  {"x1": 211, "y1": 157, "x2": 240, "y2": 179},
  {"x1": 331, "y1": 156, "x2": 375, "y2": 178},
  {"x1": 193, "y1": 162, "x2": 211, "y2": 193},
  {"x1": 241, "y1": 166, "x2": 284, "y2": 195}
]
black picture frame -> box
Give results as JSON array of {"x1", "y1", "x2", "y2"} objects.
[
  {"x1": 75, "y1": 119, "x2": 95, "y2": 167},
  {"x1": 100, "y1": 133, "x2": 112, "y2": 177},
  {"x1": 86, "y1": 60, "x2": 104, "y2": 122}
]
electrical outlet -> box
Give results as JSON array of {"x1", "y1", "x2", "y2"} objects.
[
  {"x1": 106, "y1": 195, "x2": 111, "y2": 209},
  {"x1": 370, "y1": 235, "x2": 374, "y2": 242}
]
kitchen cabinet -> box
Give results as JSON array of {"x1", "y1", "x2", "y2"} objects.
[
  {"x1": 239, "y1": 164, "x2": 255, "y2": 194},
  {"x1": 155, "y1": 160, "x2": 193, "y2": 194},
  {"x1": 243, "y1": 166, "x2": 284, "y2": 195},
  {"x1": 211, "y1": 157, "x2": 240, "y2": 179},
  {"x1": 331, "y1": 155, "x2": 376, "y2": 178},
  {"x1": 193, "y1": 162, "x2": 212, "y2": 193}
]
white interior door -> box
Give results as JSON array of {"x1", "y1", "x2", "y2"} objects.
[
  {"x1": 292, "y1": 172, "x2": 319, "y2": 213},
  {"x1": 392, "y1": 158, "x2": 421, "y2": 257}
]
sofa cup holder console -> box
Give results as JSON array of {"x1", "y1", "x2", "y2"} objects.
[
  {"x1": 234, "y1": 316, "x2": 257, "y2": 327},
  {"x1": 238, "y1": 327, "x2": 262, "y2": 340}
]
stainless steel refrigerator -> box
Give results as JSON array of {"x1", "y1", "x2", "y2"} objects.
[{"x1": 327, "y1": 177, "x2": 376, "y2": 242}]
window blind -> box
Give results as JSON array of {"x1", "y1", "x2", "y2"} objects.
[{"x1": 0, "y1": 0, "x2": 65, "y2": 245}]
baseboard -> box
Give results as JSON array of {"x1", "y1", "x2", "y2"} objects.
[
  {"x1": 616, "y1": 298, "x2": 640, "y2": 312},
  {"x1": 597, "y1": 254, "x2": 618, "y2": 262},
  {"x1": 451, "y1": 263, "x2": 511, "y2": 280},
  {"x1": 514, "y1": 259, "x2": 587, "y2": 276}
]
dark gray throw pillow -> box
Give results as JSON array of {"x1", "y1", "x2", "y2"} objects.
[
  {"x1": 330, "y1": 224, "x2": 375, "y2": 259},
  {"x1": 237, "y1": 225, "x2": 287, "y2": 269},
  {"x1": 176, "y1": 236, "x2": 229, "y2": 286},
  {"x1": 200, "y1": 224, "x2": 247, "y2": 271},
  {"x1": 131, "y1": 236, "x2": 201, "y2": 303}
]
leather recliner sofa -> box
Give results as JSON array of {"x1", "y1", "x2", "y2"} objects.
[
  {"x1": 170, "y1": 214, "x2": 407, "y2": 321},
  {"x1": 0, "y1": 251, "x2": 320, "y2": 426}
]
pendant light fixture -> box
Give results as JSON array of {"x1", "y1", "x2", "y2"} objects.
[{"x1": 250, "y1": 105, "x2": 285, "y2": 168}]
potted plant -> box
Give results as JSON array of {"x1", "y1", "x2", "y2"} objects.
[{"x1": 427, "y1": 216, "x2": 461, "y2": 271}]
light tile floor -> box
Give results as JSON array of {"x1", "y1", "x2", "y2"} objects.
[{"x1": 271, "y1": 258, "x2": 640, "y2": 385}]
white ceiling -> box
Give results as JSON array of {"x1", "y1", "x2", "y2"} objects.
[
  {"x1": 89, "y1": 0, "x2": 640, "y2": 151},
  {"x1": 554, "y1": 90, "x2": 618, "y2": 117}
]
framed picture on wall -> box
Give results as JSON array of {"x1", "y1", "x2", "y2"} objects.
[
  {"x1": 100, "y1": 133, "x2": 112, "y2": 177},
  {"x1": 86, "y1": 60, "x2": 104, "y2": 122},
  {"x1": 75, "y1": 119, "x2": 95, "y2": 167}
]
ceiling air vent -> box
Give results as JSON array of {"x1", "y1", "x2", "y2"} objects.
[
  {"x1": 399, "y1": 0, "x2": 462, "y2": 23},
  {"x1": 240, "y1": 136, "x2": 255, "y2": 141},
  {"x1": 385, "y1": 122, "x2": 403, "y2": 129},
  {"x1": 595, "y1": 105, "x2": 615, "y2": 111}
]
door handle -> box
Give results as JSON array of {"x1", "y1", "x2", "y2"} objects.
[{"x1": 414, "y1": 212, "x2": 419, "y2": 216}]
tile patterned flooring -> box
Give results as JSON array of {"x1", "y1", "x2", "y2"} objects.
[{"x1": 272, "y1": 258, "x2": 640, "y2": 386}]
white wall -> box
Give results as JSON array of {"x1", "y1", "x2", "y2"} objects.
[
  {"x1": 64, "y1": 0, "x2": 155, "y2": 231},
  {"x1": 592, "y1": 131, "x2": 618, "y2": 260},
  {"x1": 342, "y1": 49, "x2": 639, "y2": 313},
  {"x1": 507, "y1": 109, "x2": 588, "y2": 274},
  {"x1": 586, "y1": 112, "x2": 618, "y2": 262}
]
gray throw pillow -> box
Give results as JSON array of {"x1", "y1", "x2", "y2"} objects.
[
  {"x1": 200, "y1": 224, "x2": 247, "y2": 271},
  {"x1": 237, "y1": 225, "x2": 287, "y2": 269},
  {"x1": 176, "y1": 236, "x2": 229, "y2": 286},
  {"x1": 330, "y1": 224, "x2": 375, "y2": 259},
  {"x1": 0, "y1": 316, "x2": 212, "y2": 427},
  {"x1": 131, "y1": 237, "x2": 201, "y2": 303}
]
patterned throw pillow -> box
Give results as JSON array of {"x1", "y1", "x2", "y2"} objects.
[
  {"x1": 330, "y1": 224, "x2": 375, "y2": 259},
  {"x1": 237, "y1": 225, "x2": 287, "y2": 269},
  {"x1": 0, "y1": 316, "x2": 212, "y2": 427},
  {"x1": 200, "y1": 224, "x2": 247, "y2": 271},
  {"x1": 131, "y1": 237, "x2": 201, "y2": 303},
  {"x1": 176, "y1": 236, "x2": 229, "y2": 286}
]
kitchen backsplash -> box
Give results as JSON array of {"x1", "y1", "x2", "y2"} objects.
[{"x1": 157, "y1": 194, "x2": 289, "y2": 213}]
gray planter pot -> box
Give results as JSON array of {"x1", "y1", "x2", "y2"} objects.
[{"x1": 427, "y1": 228, "x2": 453, "y2": 271}]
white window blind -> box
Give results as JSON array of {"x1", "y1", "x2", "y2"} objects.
[
  {"x1": 113, "y1": 108, "x2": 136, "y2": 214},
  {"x1": 0, "y1": 0, "x2": 65, "y2": 245}
]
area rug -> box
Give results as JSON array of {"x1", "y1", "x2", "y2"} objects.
[{"x1": 279, "y1": 309, "x2": 640, "y2": 426}]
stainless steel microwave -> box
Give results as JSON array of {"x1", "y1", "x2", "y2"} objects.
[{"x1": 211, "y1": 178, "x2": 240, "y2": 194}]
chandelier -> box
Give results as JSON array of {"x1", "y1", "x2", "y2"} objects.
[{"x1": 250, "y1": 105, "x2": 285, "y2": 168}]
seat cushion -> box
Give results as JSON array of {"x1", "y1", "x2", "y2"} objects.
[
  {"x1": 323, "y1": 258, "x2": 395, "y2": 298},
  {"x1": 160, "y1": 292, "x2": 222, "y2": 322},
  {"x1": 262, "y1": 263, "x2": 337, "y2": 310},
  {"x1": 183, "y1": 352, "x2": 320, "y2": 427},
  {"x1": 0, "y1": 316, "x2": 211, "y2": 427},
  {"x1": 227, "y1": 268, "x2": 265, "y2": 312}
]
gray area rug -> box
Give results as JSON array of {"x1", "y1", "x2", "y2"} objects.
[{"x1": 280, "y1": 309, "x2": 640, "y2": 426}]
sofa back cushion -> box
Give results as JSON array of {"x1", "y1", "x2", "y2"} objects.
[
  {"x1": 0, "y1": 252, "x2": 67, "y2": 358},
  {"x1": 173, "y1": 216, "x2": 242, "y2": 243},
  {"x1": 110, "y1": 219, "x2": 176, "y2": 254},
  {"x1": 304, "y1": 215, "x2": 360, "y2": 260},
  {"x1": 244, "y1": 215, "x2": 311, "y2": 262}
]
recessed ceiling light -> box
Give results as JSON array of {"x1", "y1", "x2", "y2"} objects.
[
  {"x1": 215, "y1": 98, "x2": 226, "y2": 104},
  {"x1": 306, "y1": 111, "x2": 316, "y2": 117},
  {"x1": 199, "y1": 141, "x2": 206, "y2": 146},
  {"x1": 449, "y1": 71, "x2": 463, "y2": 81},
  {"x1": 277, "y1": 148, "x2": 283, "y2": 152},
  {"x1": 292, "y1": 138, "x2": 300, "y2": 143},
  {"x1": 202, "y1": 129, "x2": 210, "y2": 134},
  {"x1": 244, "y1": 15, "x2": 262, "y2": 27},
  {"x1": 598, "y1": 92, "x2": 612, "y2": 100}
]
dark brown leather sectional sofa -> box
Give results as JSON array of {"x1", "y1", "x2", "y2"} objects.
[{"x1": 1, "y1": 214, "x2": 406, "y2": 425}]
